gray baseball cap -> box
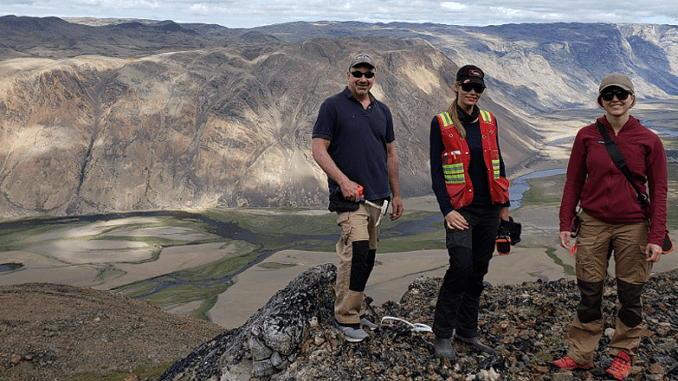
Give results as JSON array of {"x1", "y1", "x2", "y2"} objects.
[{"x1": 349, "y1": 54, "x2": 375, "y2": 70}]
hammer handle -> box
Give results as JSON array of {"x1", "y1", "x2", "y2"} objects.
[{"x1": 359, "y1": 198, "x2": 381, "y2": 209}]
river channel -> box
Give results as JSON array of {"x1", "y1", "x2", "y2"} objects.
[{"x1": 2, "y1": 104, "x2": 677, "y2": 302}]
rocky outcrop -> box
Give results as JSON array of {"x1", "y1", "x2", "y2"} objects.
[
  {"x1": 159, "y1": 264, "x2": 678, "y2": 381},
  {"x1": 157, "y1": 263, "x2": 337, "y2": 381}
]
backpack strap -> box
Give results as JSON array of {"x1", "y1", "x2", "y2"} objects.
[{"x1": 595, "y1": 121, "x2": 649, "y2": 209}]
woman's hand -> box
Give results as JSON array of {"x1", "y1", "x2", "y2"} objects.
[
  {"x1": 444, "y1": 210, "x2": 468, "y2": 230},
  {"x1": 645, "y1": 243, "x2": 662, "y2": 262},
  {"x1": 559, "y1": 231, "x2": 571, "y2": 250},
  {"x1": 499, "y1": 207, "x2": 509, "y2": 222}
]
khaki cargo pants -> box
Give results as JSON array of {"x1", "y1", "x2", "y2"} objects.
[
  {"x1": 334, "y1": 202, "x2": 383, "y2": 325},
  {"x1": 567, "y1": 211, "x2": 653, "y2": 365}
]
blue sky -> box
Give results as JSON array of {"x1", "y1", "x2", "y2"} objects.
[{"x1": 1, "y1": 0, "x2": 677, "y2": 28}]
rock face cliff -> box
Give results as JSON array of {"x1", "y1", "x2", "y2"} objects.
[
  {"x1": 0, "y1": 29, "x2": 534, "y2": 216},
  {"x1": 255, "y1": 22, "x2": 678, "y2": 113},
  {"x1": 157, "y1": 264, "x2": 678, "y2": 381},
  {"x1": 2, "y1": 17, "x2": 678, "y2": 217}
]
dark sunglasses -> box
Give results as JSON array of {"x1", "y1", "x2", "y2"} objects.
[
  {"x1": 350, "y1": 71, "x2": 375, "y2": 79},
  {"x1": 460, "y1": 82, "x2": 485, "y2": 94},
  {"x1": 601, "y1": 88, "x2": 631, "y2": 101}
]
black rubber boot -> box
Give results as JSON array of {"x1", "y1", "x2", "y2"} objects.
[
  {"x1": 434, "y1": 336, "x2": 457, "y2": 362},
  {"x1": 454, "y1": 334, "x2": 498, "y2": 355}
]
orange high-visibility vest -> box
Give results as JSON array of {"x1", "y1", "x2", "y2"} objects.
[{"x1": 435, "y1": 109, "x2": 510, "y2": 209}]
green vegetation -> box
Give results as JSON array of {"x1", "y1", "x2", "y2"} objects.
[
  {"x1": 0, "y1": 220, "x2": 91, "y2": 251},
  {"x1": 2, "y1": 160, "x2": 675, "y2": 323},
  {"x1": 544, "y1": 334, "x2": 566, "y2": 346},
  {"x1": 258, "y1": 262, "x2": 297, "y2": 269},
  {"x1": 518, "y1": 305, "x2": 539, "y2": 317},
  {"x1": 63, "y1": 361, "x2": 174, "y2": 381},
  {"x1": 518, "y1": 173, "x2": 567, "y2": 208},
  {"x1": 94, "y1": 264, "x2": 127, "y2": 283},
  {"x1": 189, "y1": 296, "x2": 220, "y2": 321},
  {"x1": 115, "y1": 240, "x2": 261, "y2": 315},
  {"x1": 545, "y1": 246, "x2": 575, "y2": 276},
  {"x1": 202, "y1": 208, "x2": 338, "y2": 236},
  {"x1": 533, "y1": 350, "x2": 554, "y2": 363}
]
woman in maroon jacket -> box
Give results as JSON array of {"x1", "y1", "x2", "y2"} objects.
[{"x1": 555, "y1": 73, "x2": 668, "y2": 380}]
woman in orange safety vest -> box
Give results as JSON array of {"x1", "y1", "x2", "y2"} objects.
[{"x1": 428, "y1": 65, "x2": 510, "y2": 362}]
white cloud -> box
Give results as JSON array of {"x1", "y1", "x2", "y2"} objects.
[
  {"x1": 441, "y1": 2, "x2": 466, "y2": 11},
  {"x1": 0, "y1": 0, "x2": 677, "y2": 28}
]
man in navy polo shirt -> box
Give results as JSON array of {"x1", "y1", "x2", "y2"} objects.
[{"x1": 312, "y1": 53, "x2": 404, "y2": 343}]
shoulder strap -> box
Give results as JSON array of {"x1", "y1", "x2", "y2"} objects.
[{"x1": 596, "y1": 121, "x2": 649, "y2": 208}]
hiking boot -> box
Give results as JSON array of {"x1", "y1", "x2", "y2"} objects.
[
  {"x1": 334, "y1": 321, "x2": 369, "y2": 343},
  {"x1": 434, "y1": 336, "x2": 457, "y2": 361},
  {"x1": 553, "y1": 355, "x2": 593, "y2": 370},
  {"x1": 454, "y1": 334, "x2": 498, "y2": 355},
  {"x1": 359, "y1": 316, "x2": 378, "y2": 331},
  {"x1": 605, "y1": 352, "x2": 631, "y2": 380}
]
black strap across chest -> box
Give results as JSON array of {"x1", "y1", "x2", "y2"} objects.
[{"x1": 595, "y1": 121, "x2": 649, "y2": 209}]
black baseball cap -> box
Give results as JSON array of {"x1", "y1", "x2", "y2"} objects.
[{"x1": 456, "y1": 65, "x2": 485, "y2": 86}]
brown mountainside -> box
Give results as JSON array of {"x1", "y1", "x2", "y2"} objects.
[{"x1": 0, "y1": 34, "x2": 535, "y2": 217}]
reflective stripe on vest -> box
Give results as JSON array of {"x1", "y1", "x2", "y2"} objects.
[
  {"x1": 492, "y1": 159, "x2": 501, "y2": 179},
  {"x1": 444, "y1": 163, "x2": 464, "y2": 184},
  {"x1": 484, "y1": 109, "x2": 499, "y2": 180},
  {"x1": 478, "y1": 109, "x2": 493, "y2": 124},
  {"x1": 437, "y1": 110, "x2": 496, "y2": 185}
]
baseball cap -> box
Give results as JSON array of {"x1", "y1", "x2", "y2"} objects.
[
  {"x1": 456, "y1": 65, "x2": 485, "y2": 85},
  {"x1": 349, "y1": 54, "x2": 375, "y2": 70},
  {"x1": 599, "y1": 73, "x2": 634, "y2": 93}
]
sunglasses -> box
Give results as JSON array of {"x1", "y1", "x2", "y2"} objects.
[
  {"x1": 350, "y1": 71, "x2": 375, "y2": 79},
  {"x1": 601, "y1": 88, "x2": 631, "y2": 101},
  {"x1": 460, "y1": 82, "x2": 485, "y2": 94}
]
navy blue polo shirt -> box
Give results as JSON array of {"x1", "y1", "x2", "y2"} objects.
[{"x1": 312, "y1": 87, "x2": 394, "y2": 200}]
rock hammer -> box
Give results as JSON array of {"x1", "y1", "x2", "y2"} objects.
[
  {"x1": 357, "y1": 185, "x2": 389, "y2": 226},
  {"x1": 360, "y1": 198, "x2": 389, "y2": 226}
]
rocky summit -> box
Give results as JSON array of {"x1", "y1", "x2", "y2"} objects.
[{"x1": 158, "y1": 264, "x2": 678, "y2": 381}]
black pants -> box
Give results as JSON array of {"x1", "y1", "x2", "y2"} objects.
[{"x1": 433, "y1": 204, "x2": 500, "y2": 338}]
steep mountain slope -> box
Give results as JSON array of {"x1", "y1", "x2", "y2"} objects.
[
  {"x1": 0, "y1": 15, "x2": 239, "y2": 59},
  {"x1": 0, "y1": 34, "x2": 534, "y2": 216},
  {"x1": 2, "y1": 17, "x2": 678, "y2": 216}
]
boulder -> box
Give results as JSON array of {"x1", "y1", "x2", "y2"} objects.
[{"x1": 158, "y1": 263, "x2": 336, "y2": 381}]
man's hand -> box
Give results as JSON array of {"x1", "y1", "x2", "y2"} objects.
[
  {"x1": 339, "y1": 180, "x2": 362, "y2": 203},
  {"x1": 390, "y1": 195, "x2": 403, "y2": 220}
]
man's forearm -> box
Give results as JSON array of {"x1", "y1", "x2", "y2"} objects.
[
  {"x1": 312, "y1": 138, "x2": 348, "y2": 187},
  {"x1": 387, "y1": 144, "x2": 401, "y2": 197}
]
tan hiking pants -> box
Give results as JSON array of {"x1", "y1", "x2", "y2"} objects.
[
  {"x1": 566, "y1": 211, "x2": 653, "y2": 365},
  {"x1": 334, "y1": 202, "x2": 382, "y2": 325}
]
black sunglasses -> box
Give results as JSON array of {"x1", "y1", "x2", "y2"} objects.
[
  {"x1": 350, "y1": 71, "x2": 375, "y2": 79},
  {"x1": 460, "y1": 82, "x2": 485, "y2": 94},
  {"x1": 601, "y1": 88, "x2": 631, "y2": 101}
]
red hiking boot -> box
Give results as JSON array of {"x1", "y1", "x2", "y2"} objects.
[
  {"x1": 605, "y1": 352, "x2": 632, "y2": 380},
  {"x1": 553, "y1": 355, "x2": 593, "y2": 370}
]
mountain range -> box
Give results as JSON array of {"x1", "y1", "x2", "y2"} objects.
[{"x1": 1, "y1": 16, "x2": 677, "y2": 217}]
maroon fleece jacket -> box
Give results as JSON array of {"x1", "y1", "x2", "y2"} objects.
[{"x1": 559, "y1": 115, "x2": 668, "y2": 246}]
